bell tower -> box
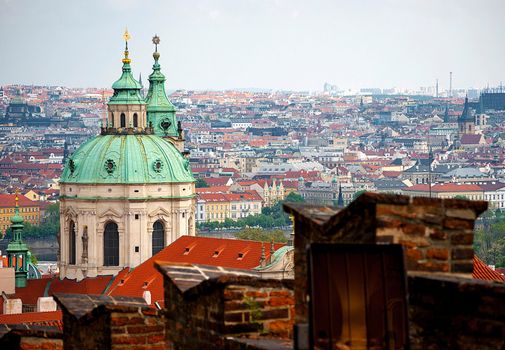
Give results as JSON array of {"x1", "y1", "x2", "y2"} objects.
[
  {"x1": 145, "y1": 35, "x2": 185, "y2": 151},
  {"x1": 105, "y1": 29, "x2": 148, "y2": 133}
]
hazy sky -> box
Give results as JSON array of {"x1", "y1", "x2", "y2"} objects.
[{"x1": 1, "y1": 0, "x2": 504, "y2": 91}]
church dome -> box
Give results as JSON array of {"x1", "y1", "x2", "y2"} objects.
[{"x1": 60, "y1": 134, "x2": 194, "y2": 184}]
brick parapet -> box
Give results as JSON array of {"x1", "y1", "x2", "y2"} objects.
[
  {"x1": 408, "y1": 272, "x2": 505, "y2": 349},
  {"x1": 54, "y1": 293, "x2": 166, "y2": 350},
  {"x1": 0, "y1": 325, "x2": 63, "y2": 350},
  {"x1": 284, "y1": 192, "x2": 488, "y2": 325},
  {"x1": 156, "y1": 262, "x2": 295, "y2": 349}
]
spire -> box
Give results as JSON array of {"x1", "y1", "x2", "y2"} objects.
[
  {"x1": 267, "y1": 241, "x2": 275, "y2": 265},
  {"x1": 337, "y1": 184, "x2": 344, "y2": 207},
  {"x1": 6, "y1": 190, "x2": 30, "y2": 288},
  {"x1": 259, "y1": 243, "x2": 266, "y2": 267},
  {"x1": 145, "y1": 34, "x2": 178, "y2": 137},
  {"x1": 122, "y1": 28, "x2": 131, "y2": 64},
  {"x1": 108, "y1": 30, "x2": 143, "y2": 106},
  {"x1": 444, "y1": 103, "x2": 449, "y2": 123},
  {"x1": 459, "y1": 96, "x2": 473, "y2": 123}
]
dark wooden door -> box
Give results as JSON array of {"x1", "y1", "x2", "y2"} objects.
[{"x1": 308, "y1": 244, "x2": 409, "y2": 350}]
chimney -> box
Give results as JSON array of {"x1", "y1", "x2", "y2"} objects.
[
  {"x1": 36, "y1": 296, "x2": 57, "y2": 312},
  {"x1": 143, "y1": 290, "x2": 152, "y2": 305}
]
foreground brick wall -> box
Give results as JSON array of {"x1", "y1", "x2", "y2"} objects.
[
  {"x1": 376, "y1": 197, "x2": 484, "y2": 274},
  {"x1": 156, "y1": 263, "x2": 294, "y2": 350},
  {"x1": 284, "y1": 192, "x2": 487, "y2": 324},
  {"x1": 408, "y1": 272, "x2": 505, "y2": 350},
  {"x1": 0, "y1": 326, "x2": 63, "y2": 350},
  {"x1": 54, "y1": 294, "x2": 166, "y2": 350},
  {"x1": 223, "y1": 285, "x2": 294, "y2": 339}
]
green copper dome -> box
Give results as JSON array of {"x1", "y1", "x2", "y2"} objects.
[{"x1": 61, "y1": 135, "x2": 194, "y2": 184}]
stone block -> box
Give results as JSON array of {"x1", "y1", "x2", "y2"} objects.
[
  {"x1": 36, "y1": 297, "x2": 57, "y2": 312},
  {"x1": 3, "y1": 298, "x2": 22, "y2": 315},
  {"x1": 426, "y1": 248, "x2": 449, "y2": 261}
]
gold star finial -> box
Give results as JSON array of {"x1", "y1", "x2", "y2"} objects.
[{"x1": 152, "y1": 34, "x2": 160, "y2": 52}]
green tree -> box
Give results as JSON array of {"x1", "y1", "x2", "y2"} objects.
[
  {"x1": 235, "y1": 228, "x2": 287, "y2": 243},
  {"x1": 195, "y1": 178, "x2": 209, "y2": 188},
  {"x1": 474, "y1": 209, "x2": 505, "y2": 267},
  {"x1": 454, "y1": 195, "x2": 468, "y2": 200},
  {"x1": 284, "y1": 192, "x2": 304, "y2": 203}
]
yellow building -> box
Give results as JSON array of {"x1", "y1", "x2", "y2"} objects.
[
  {"x1": 0, "y1": 194, "x2": 40, "y2": 234},
  {"x1": 199, "y1": 193, "x2": 231, "y2": 222}
]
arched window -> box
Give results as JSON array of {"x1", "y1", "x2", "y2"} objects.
[
  {"x1": 104, "y1": 222, "x2": 119, "y2": 266},
  {"x1": 133, "y1": 113, "x2": 138, "y2": 127},
  {"x1": 110, "y1": 113, "x2": 114, "y2": 127},
  {"x1": 152, "y1": 220, "x2": 165, "y2": 256},
  {"x1": 120, "y1": 113, "x2": 126, "y2": 128},
  {"x1": 69, "y1": 220, "x2": 76, "y2": 265}
]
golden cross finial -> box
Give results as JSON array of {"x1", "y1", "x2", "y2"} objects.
[
  {"x1": 122, "y1": 28, "x2": 131, "y2": 64},
  {"x1": 15, "y1": 189, "x2": 19, "y2": 208},
  {"x1": 123, "y1": 28, "x2": 131, "y2": 42}
]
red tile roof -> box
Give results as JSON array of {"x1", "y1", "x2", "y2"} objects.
[
  {"x1": 107, "y1": 236, "x2": 285, "y2": 308},
  {"x1": 204, "y1": 178, "x2": 232, "y2": 186},
  {"x1": 48, "y1": 275, "x2": 114, "y2": 295},
  {"x1": 404, "y1": 183, "x2": 482, "y2": 192},
  {"x1": 473, "y1": 256, "x2": 505, "y2": 283},
  {"x1": 0, "y1": 194, "x2": 38, "y2": 208},
  {"x1": 9, "y1": 275, "x2": 115, "y2": 307},
  {"x1": 196, "y1": 186, "x2": 230, "y2": 194}
]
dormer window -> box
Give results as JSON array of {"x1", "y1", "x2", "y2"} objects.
[{"x1": 213, "y1": 250, "x2": 220, "y2": 257}]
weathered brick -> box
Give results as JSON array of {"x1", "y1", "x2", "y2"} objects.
[
  {"x1": 244, "y1": 291, "x2": 268, "y2": 298},
  {"x1": 224, "y1": 312, "x2": 244, "y2": 323},
  {"x1": 399, "y1": 237, "x2": 430, "y2": 248},
  {"x1": 451, "y1": 233, "x2": 474, "y2": 245},
  {"x1": 255, "y1": 308, "x2": 289, "y2": 320},
  {"x1": 443, "y1": 217, "x2": 474, "y2": 230},
  {"x1": 402, "y1": 223, "x2": 426, "y2": 236},
  {"x1": 420, "y1": 213, "x2": 444, "y2": 225},
  {"x1": 146, "y1": 334, "x2": 165, "y2": 344},
  {"x1": 417, "y1": 260, "x2": 450, "y2": 272},
  {"x1": 266, "y1": 320, "x2": 293, "y2": 337},
  {"x1": 452, "y1": 248, "x2": 474, "y2": 260},
  {"x1": 376, "y1": 204, "x2": 413, "y2": 217},
  {"x1": 405, "y1": 248, "x2": 423, "y2": 261},
  {"x1": 451, "y1": 261, "x2": 473, "y2": 273},
  {"x1": 223, "y1": 322, "x2": 262, "y2": 335},
  {"x1": 111, "y1": 316, "x2": 130, "y2": 326},
  {"x1": 426, "y1": 248, "x2": 449, "y2": 261},
  {"x1": 446, "y1": 208, "x2": 477, "y2": 220},
  {"x1": 428, "y1": 228, "x2": 448, "y2": 240},
  {"x1": 111, "y1": 334, "x2": 146, "y2": 345},
  {"x1": 127, "y1": 325, "x2": 164, "y2": 334},
  {"x1": 269, "y1": 290, "x2": 292, "y2": 298},
  {"x1": 223, "y1": 290, "x2": 244, "y2": 301},
  {"x1": 19, "y1": 339, "x2": 63, "y2": 350},
  {"x1": 268, "y1": 296, "x2": 294, "y2": 307}
]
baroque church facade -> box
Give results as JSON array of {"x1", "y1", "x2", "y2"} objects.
[{"x1": 58, "y1": 33, "x2": 195, "y2": 281}]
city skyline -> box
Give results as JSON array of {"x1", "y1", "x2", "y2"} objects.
[{"x1": 1, "y1": 0, "x2": 504, "y2": 91}]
